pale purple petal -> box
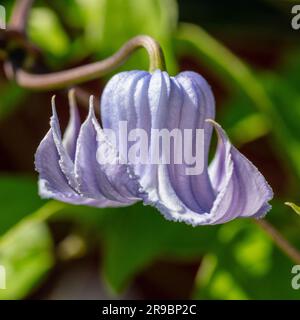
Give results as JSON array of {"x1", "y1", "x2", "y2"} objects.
[
  {"x1": 208, "y1": 120, "x2": 273, "y2": 224},
  {"x1": 35, "y1": 129, "x2": 79, "y2": 201},
  {"x1": 63, "y1": 90, "x2": 81, "y2": 161},
  {"x1": 50, "y1": 96, "x2": 78, "y2": 190},
  {"x1": 74, "y1": 97, "x2": 139, "y2": 204},
  {"x1": 36, "y1": 69, "x2": 273, "y2": 225},
  {"x1": 100, "y1": 69, "x2": 273, "y2": 225},
  {"x1": 35, "y1": 94, "x2": 137, "y2": 208}
]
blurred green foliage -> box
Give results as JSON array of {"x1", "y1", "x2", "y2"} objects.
[
  {"x1": 0, "y1": 176, "x2": 44, "y2": 235},
  {"x1": 194, "y1": 211, "x2": 300, "y2": 299},
  {"x1": 55, "y1": 201, "x2": 300, "y2": 299},
  {"x1": 29, "y1": 8, "x2": 71, "y2": 60},
  {"x1": 0, "y1": 202, "x2": 62, "y2": 299},
  {"x1": 0, "y1": 0, "x2": 300, "y2": 300},
  {"x1": 27, "y1": 0, "x2": 178, "y2": 73},
  {"x1": 0, "y1": 85, "x2": 27, "y2": 119}
]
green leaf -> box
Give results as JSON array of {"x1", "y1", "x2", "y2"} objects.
[
  {"x1": 28, "y1": 8, "x2": 70, "y2": 61},
  {"x1": 0, "y1": 222, "x2": 52, "y2": 299},
  {"x1": 0, "y1": 176, "x2": 45, "y2": 235},
  {"x1": 195, "y1": 253, "x2": 249, "y2": 300},
  {"x1": 193, "y1": 217, "x2": 300, "y2": 299},
  {"x1": 261, "y1": 71, "x2": 300, "y2": 169},
  {"x1": 285, "y1": 202, "x2": 300, "y2": 216},
  {"x1": 175, "y1": 23, "x2": 273, "y2": 111},
  {"x1": 96, "y1": 203, "x2": 219, "y2": 293},
  {"x1": 52, "y1": 201, "x2": 300, "y2": 299},
  {"x1": 220, "y1": 93, "x2": 270, "y2": 146},
  {"x1": 78, "y1": 0, "x2": 178, "y2": 73},
  {"x1": 0, "y1": 202, "x2": 65, "y2": 299},
  {"x1": 228, "y1": 113, "x2": 270, "y2": 147},
  {"x1": 100, "y1": 202, "x2": 300, "y2": 298}
]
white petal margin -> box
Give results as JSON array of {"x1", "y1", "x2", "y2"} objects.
[{"x1": 138, "y1": 119, "x2": 273, "y2": 226}]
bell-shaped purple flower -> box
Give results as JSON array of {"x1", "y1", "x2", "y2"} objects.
[{"x1": 35, "y1": 70, "x2": 273, "y2": 225}]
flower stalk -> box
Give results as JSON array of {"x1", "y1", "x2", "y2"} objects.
[
  {"x1": 8, "y1": 35, "x2": 165, "y2": 90},
  {"x1": 9, "y1": 0, "x2": 34, "y2": 34}
]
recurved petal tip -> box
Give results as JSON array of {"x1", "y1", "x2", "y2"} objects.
[{"x1": 208, "y1": 120, "x2": 273, "y2": 224}]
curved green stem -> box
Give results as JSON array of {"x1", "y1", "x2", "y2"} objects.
[
  {"x1": 6, "y1": 35, "x2": 165, "y2": 90},
  {"x1": 5, "y1": 1, "x2": 166, "y2": 89}
]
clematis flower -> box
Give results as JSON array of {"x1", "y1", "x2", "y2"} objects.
[{"x1": 35, "y1": 70, "x2": 273, "y2": 225}]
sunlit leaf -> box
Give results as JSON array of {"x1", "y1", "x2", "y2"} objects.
[
  {"x1": 193, "y1": 217, "x2": 300, "y2": 299},
  {"x1": 77, "y1": 0, "x2": 178, "y2": 73},
  {"x1": 0, "y1": 202, "x2": 65, "y2": 299},
  {"x1": 0, "y1": 222, "x2": 53, "y2": 299},
  {"x1": 285, "y1": 202, "x2": 300, "y2": 216},
  {"x1": 28, "y1": 8, "x2": 70, "y2": 60}
]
